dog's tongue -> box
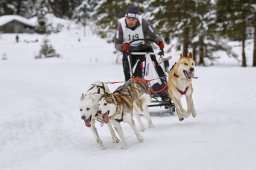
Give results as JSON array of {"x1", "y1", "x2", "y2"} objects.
[
  {"x1": 184, "y1": 71, "x2": 192, "y2": 79},
  {"x1": 84, "y1": 119, "x2": 91, "y2": 127},
  {"x1": 103, "y1": 114, "x2": 109, "y2": 123},
  {"x1": 188, "y1": 72, "x2": 192, "y2": 79}
]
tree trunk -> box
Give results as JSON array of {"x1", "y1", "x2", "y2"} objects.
[
  {"x1": 241, "y1": 19, "x2": 247, "y2": 67},
  {"x1": 241, "y1": 38, "x2": 247, "y2": 67},
  {"x1": 191, "y1": 14, "x2": 197, "y2": 64},
  {"x1": 182, "y1": 26, "x2": 189, "y2": 56},
  {"x1": 192, "y1": 45, "x2": 197, "y2": 64},
  {"x1": 198, "y1": 37, "x2": 205, "y2": 66},
  {"x1": 253, "y1": 22, "x2": 256, "y2": 67},
  {"x1": 182, "y1": 0, "x2": 189, "y2": 57}
]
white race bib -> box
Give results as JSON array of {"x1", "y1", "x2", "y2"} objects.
[{"x1": 119, "y1": 17, "x2": 145, "y2": 46}]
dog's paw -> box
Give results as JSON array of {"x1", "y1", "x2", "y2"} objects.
[
  {"x1": 179, "y1": 117, "x2": 184, "y2": 121},
  {"x1": 148, "y1": 123, "x2": 155, "y2": 128},
  {"x1": 137, "y1": 135, "x2": 144, "y2": 143},
  {"x1": 97, "y1": 139, "x2": 103, "y2": 144},
  {"x1": 184, "y1": 111, "x2": 190, "y2": 118},
  {"x1": 192, "y1": 112, "x2": 196, "y2": 118},
  {"x1": 112, "y1": 137, "x2": 119, "y2": 143},
  {"x1": 121, "y1": 145, "x2": 129, "y2": 150},
  {"x1": 98, "y1": 144, "x2": 105, "y2": 150},
  {"x1": 140, "y1": 125, "x2": 145, "y2": 132}
]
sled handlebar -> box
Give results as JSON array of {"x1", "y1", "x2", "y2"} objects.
[
  {"x1": 129, "y1": 52, "x2": 172, "y2": 63},
  {"x1": 129, "y1": 52, "x2": 158, "y2": 55},
  {"x1": 128, "y1": 38, "x2": 157, "y2": 44},
  {"x1": 125, "y1": 38, "x2": 164, "y2": 56}
]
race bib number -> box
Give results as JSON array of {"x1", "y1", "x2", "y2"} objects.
[{"x1": 128, "y1": 34, "x2": 139, "y2": 41}]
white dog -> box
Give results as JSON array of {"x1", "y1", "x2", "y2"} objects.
[{"x1": 79, "y1": 81, "x2": 119, "y2": 149}]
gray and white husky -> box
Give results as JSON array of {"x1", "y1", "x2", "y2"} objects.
[
  {"x1": 97, "y1": 83, "x2": 146, "y2": 149},
  {"x1": 79, "y1": 81, "x2": 119, "y2": 149}
]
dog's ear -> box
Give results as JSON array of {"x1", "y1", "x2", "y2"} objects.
[
  {"x1": 80, "y1": 93, "x2": 85, "y2": 101},
  {"x1": 188, "y1": 52, "x2": 193, "y2": 58},
  {"x1": 180, "y1": 53, "x2": 184, "y2": 59}
]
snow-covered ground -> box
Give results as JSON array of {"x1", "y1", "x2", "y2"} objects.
[{"x1": 0, "y1": 24, "x2": 256, "y2": 170}]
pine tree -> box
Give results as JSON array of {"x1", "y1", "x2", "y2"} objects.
[
  {"x1": 36, "y1": 1, "x2": 48, "y2": 33},
  {"x1": 0, "y1": 0, "x2": 17, "y2": 15},
  {"x1": 150, "y1": 0, "x2": 216, "y2": 65},
  {"x1": 72, "y1": 0, "x2": 92, "y2": 35},
  {"x1": 190, "y1": 0, "x2": 216, "y2": 65},
  {"x1": 149, "y1": 0, "x2": 199, "y2": 56},
  {"x1": 253, "y1": 14, "x2": 256, "y2": 67},
  {"x1": 36, "y1": 36, "x2": 59, "y2": 58},
  {"x1": 149, "y1": 0, "x2": 177, "y2": 44},
  {"x1": 93, "y1": 1, "x2": 126, "y2": 41},
  {"x1": 216, "y1": 0, "x2": 255, "y2": 67},
  {"x1": 49, "y1": 0, "x2": 69, "y2": 18},
  {"x1": 73, "y1": 0, "x2": 101, "y2": 22},
  {"x1": 247, "y1": 1, "x2": 256, "y2": 67},
  {"x1": 17, "y1": 0, "x2": 36, "y2": 18},
  {"x1": 0, "y1": 0, "x2": 38, "y2": 17},
  {"x1": 0, "y1": 1, "x2": 5, "y2": 15}
]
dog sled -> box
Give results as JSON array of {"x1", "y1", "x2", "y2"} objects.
[{"x1": 124, "y1": 38, "x2": 175, "y2": 113}]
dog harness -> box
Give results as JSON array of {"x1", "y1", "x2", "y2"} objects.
[
  {"x1": 114, "y1": 85, "x2": 132, "y2": 97},
  {"x1": 130, "y1": 77, "x2": 149, "y2": 93},
  {"x1": 114, "y1": 112, "x2": 124, "y2": 123},
  {"x1": 175, "y1": 86, "x2": 190, "y2": 95},
  {"x1": 173, "y1": 73, "x2": 191, "y2": 95},
  {"x1": 87, "y1": 82, "x2": 106, "y2": 94}
]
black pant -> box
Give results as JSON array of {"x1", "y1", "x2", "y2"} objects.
[{"x1": 122, "y1": 47, "x2": 165, "y2": 81}]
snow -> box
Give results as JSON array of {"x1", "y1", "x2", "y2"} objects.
[
  {"x1": 29, "y1": 14, "x2": 71, "y2": 31},
  {"x1": 0, "y1": 15, "x2": 35, "y2": 27},
  {"x1": 1, "y1": 23, "x2": 256, "y2": 170}
]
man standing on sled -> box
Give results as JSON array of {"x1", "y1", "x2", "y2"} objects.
[{"x1": 115, "y1": 5, "x2": 166, "y2": 82}]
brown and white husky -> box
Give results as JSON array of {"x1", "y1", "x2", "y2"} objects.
[{"x1": 168, "y1": 52, "x2": 197, "y2": 121}]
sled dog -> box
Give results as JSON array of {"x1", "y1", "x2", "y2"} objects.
[
  {"x1": 128, "y1": 78, "x2": 154, "y2": 131},
  {"x1": 79, "y1": 81, "x2": 119, "y2": 149},
  {"x1": 168, "y1": 52, "x2": 197, "y2": 121},
  {"x1": 98, "y1": 84, "x2": 144, "y2": 149}
]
